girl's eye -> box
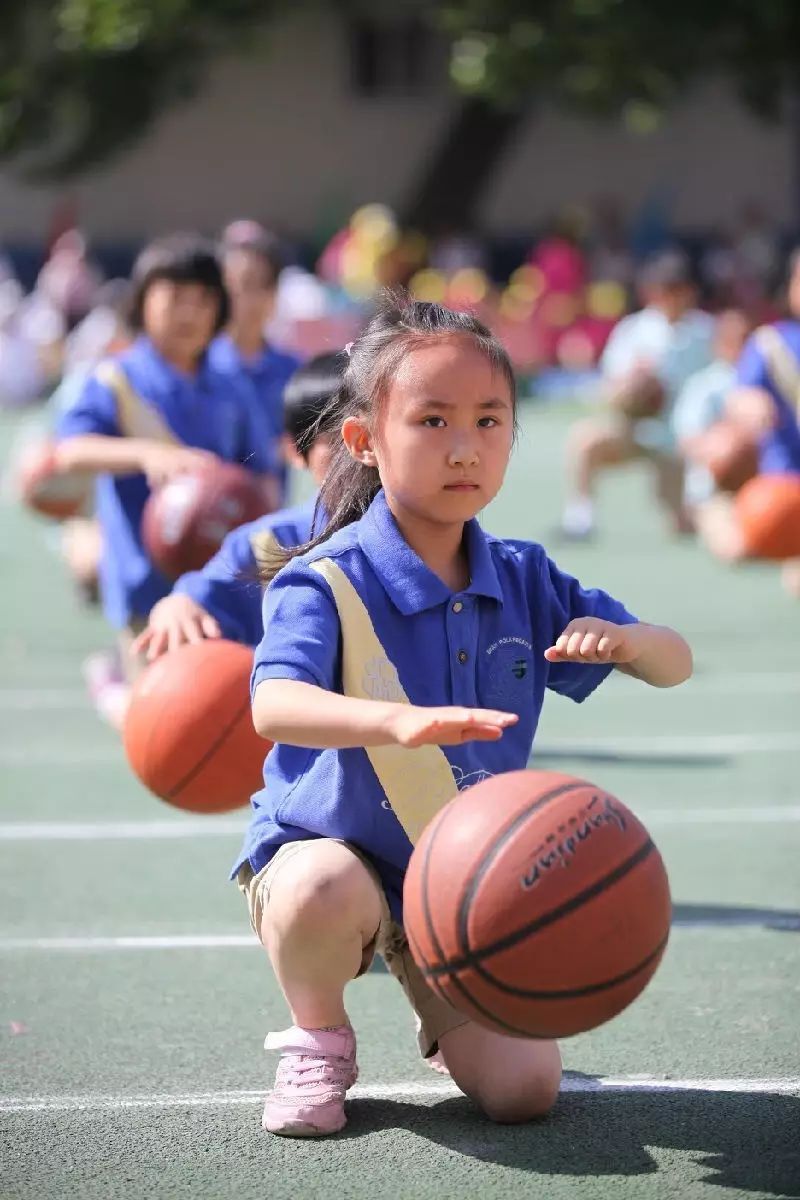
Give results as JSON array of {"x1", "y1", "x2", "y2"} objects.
[
  {"x1": 478, "y1": 416, "x2": 499, "y2": 428},
  {"x1": 422, "y1": 416, "x2": 446, "y2": 428}
]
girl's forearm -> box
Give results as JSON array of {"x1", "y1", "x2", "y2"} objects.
[
  {"x1": 616, "y1": 623, "x2": 693, "y2": 687},
  {"x1": 253, "y1": 678, "x2": 401, "y2": 747},
  {"x1": 54, "y1": 434, "x2": 150, "y2": 476}
]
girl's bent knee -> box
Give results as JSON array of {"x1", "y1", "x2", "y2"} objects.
[
  {"x1": 264, "y1": 848, "x2": 381, "y2": 939},
  {"x1": 477, "y1": 1072, "x2": 561, "y2": 1124}
]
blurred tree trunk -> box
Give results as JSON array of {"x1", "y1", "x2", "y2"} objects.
[{"x1": 402, "y1": 97, "x2": 527, "y2": 233}]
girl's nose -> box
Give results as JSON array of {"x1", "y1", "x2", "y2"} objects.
[{"x1": 448, "y1": 438, "x2": 479, "y2": 467}]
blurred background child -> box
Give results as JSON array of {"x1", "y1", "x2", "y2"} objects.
[
  {"x1": 53, "y1": 233, "x2": 281, "y2": 726},
  {"x1": 134, "y1": 351, "x2": 344, "y2": 658},
  {"x1": 211, "y1": 230, "x2": 302, "y2": 503},
  {"x1": 560, "y1": 250, "x2": 714, "y2": 540}
]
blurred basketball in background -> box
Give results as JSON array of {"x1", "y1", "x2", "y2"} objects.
[
  {"x1": 607, "y1": 367, "x2": 665, "y2": 419},
  {"x1": 15, "y1": 438, "x2": 92, "y2": 520},
  {"x1": 404, "y1": 769, "x2": 671, "y2": 1040},
  {"x1": 123, "y1": 639, "x2": 270, "y2": 814},
  {"x1": 142, "y1": 461, "x2": 270, "y2": 579},
  {"x1": 701, "y1": 421, "x2": 758, "y2": 493},
  {"x1": 735, "y1": 474, "x2": 800, "y2": 560}
]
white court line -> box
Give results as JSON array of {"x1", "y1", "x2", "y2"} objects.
[
  {"x1": 2, "y1": 731, "x2": 800, "y2": 769},
  {"x1": 1, "y1": 1076, "x2": 798, "y2": 1113},
  {"x1": 0, "y1": 688, "x2": 86, "y2": 710},
  {"x1": 2, "y1": 805, "x2": 799, "y2": 843},
  {"x1": 0, "y1": 935, "x2": 257, "y2": 951},
  {"x1": 2, "y1": 731, "x2": 799, "y2": 769},
  {"x1": 0, "y1": 747, "x2": 119, "y2": 767},
  {"x1": 611, "y1": 672, "x2": 800, "y2": 697},
  {"x1": 3, "y1": 907, "x2": 799, "y2": 953},
  {"x1": 638, "y1": 805, "x2": 800, "y2": 825},
  {"x1": 537, "y1": 732, "x2": 800, "y2": 756},
  {"x1": 0, "y1": 819, "x2": 249, "y2": 840}
]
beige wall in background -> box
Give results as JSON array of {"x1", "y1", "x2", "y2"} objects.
[{"x1": 0, "y1": 11, "x2": 792, "y2": 242}]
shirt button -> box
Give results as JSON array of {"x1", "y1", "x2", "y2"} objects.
[
  {"x1": 452, "y1": 601, "x2": 464, "y2": 613},
  {"x1": 457, "y1": 649, "x2": 468, "y2": 664}
]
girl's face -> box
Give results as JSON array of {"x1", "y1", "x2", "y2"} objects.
[
  {"x1": 347, "y1": 336, "x2": 514, "y2": 526},
  {"x1": 142, "y1": 280, "x2": 220, "y2": 365},
  {"x1": 282, "y1": 432, "x2": 335, "y2": 487},
  {"x1": 224, "y1": 250, "x2": 276, "y2": 331}
]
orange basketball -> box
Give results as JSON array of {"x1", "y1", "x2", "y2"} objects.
[
  {"x1": 735, "y1": 473, "x2": 800, "y2": 561},
  {"x1": 123, "y1": 639, "x2": 270, "y2": 813},
  {"x1": 15, "y1": 438, "x2": 92, "y2": 520},
  {"x1": 403, "y1": 770, "x2": 671, "y2": 1039},
  {"x1": 142, "y1": 461, "x2": 270, "y2": 580}
]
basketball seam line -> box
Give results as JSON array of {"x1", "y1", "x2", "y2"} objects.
[
  {"x1": 454, "y1": 779, "x2": 589, "y2": 970},
  {"x1": 166, "y1": 696, "x2": 255, "y2": 800},
  {"x1": 419, "y1": 806, "x2": 544, "y2": 1037},
  {"x1": 424, "y1": 837, "x2": 657, "y2": 979},
  {"x1": 464, "y1": 932, "x2": 670, "y2": 1000}
]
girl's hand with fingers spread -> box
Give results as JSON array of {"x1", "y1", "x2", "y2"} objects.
[
  {"x1": 389, "y1": 705, "x2": 518, "y2": 748},
  {"x1": 131, "y1": 594, "x2": 222, "y2": 661},
  {"x1": 544, "y1": 618, "x2": 640, "y2": 665}
]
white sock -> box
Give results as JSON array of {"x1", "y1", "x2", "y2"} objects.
[{"x1": 562, "y1": 497, "x2": 595, "y2": 536}]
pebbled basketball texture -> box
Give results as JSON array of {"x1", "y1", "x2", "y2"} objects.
[
  {"x1": 403, "y1": 770, "x2": 671, "y2": 1039},
  {"x1": 123, "y1": 639, "x2": 270, "y2": 814},
  {"x1": 142, "y1": 462, "x2": 270, "y2": 579}
]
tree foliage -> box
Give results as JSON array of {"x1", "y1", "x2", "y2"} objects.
[
  {"x1": 1, "y1": 0, "x2": 798, "y2": 178},
  {"x1": 440, "y1": 0, "x2": 800, "y2": 124},
  {"x1": 0, "y1": 0, "x2": 279, "y2": 176}
]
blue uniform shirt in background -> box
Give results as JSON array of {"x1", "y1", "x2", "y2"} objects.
[
  {"x1": 737, "y1": 321, "x2": 800, "y2": 475},
  {"x1": 233, "y1": 490, "x2": 638, "y2": 920},
  {"x1": 56, "y1": 337, "x2": 275, "y2": 628},
  {"x1": 174, "y1": 496, "x2": 320, "y2": 646},
  {"x1": 208, "y1": 335, "x2": 301, "y2": 502}
]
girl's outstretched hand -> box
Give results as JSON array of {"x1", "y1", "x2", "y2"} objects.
[
  {"x1": 390, "y1": 706, "x2": 518, "y2": 748},
  {"x1": 544, "y1": 618, "x2": 641, "y2": 665}
]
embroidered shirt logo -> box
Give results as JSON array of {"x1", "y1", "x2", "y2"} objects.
[
  {"x1": 486, "y1": 636, "x2": 533, "y2": 657},
  {"x1": 512, "y1": 658, "x2": 527, "y2": 679}
]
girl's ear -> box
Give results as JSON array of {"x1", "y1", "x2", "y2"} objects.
[{"x1": 342, "y1": 416, "x2": 378, "y2": 466}]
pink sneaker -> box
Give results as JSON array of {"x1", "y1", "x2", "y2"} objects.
[
  {"x1": 81, "y1": 651, "x2": 130, "y2": 730},
  {"x1": 262, "y1": 1025, "x2": 358, "y2": 1137}
]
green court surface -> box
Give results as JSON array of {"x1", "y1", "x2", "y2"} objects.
[{"x1": 1, "y1": 402, "x2": 799, "y2": 1200}]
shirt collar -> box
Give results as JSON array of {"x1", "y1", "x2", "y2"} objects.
[
  {"x1": 133, "y1": 335, "x2": 209, "y2": 388},
  {"x1": 212, "y1": 332, "x2": 273, "y2": 373},
  {"x1": 357, "y1": 490, "x2": 503, "y2": 615}
]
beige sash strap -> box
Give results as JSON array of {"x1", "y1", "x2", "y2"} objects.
[
  {"x1": 249, "y1": 528, "x2": 283, "y2": 577},
  {"x1": 753, "y1": 326, "x2": 800, "y2": 415},
  {"x1": 309, "y1": 557, "x2": 457, "y2": 845},
  {"x1": 94, "y1": 360, "x2": 179, "y2": 444}
]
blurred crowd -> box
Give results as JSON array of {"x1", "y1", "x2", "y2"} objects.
[
  {"x1": 4, "y1": 197, "x2": 800, "y2": 637},
  {"x1": 0, "y1": 197, "x2": 790, "y2": 413}
]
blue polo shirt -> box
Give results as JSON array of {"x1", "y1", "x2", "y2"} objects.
[
  {"x1": 737, "y1": 321, "x2": 800, "y2": 475},
  {"x1": 173, "y1": 496, "x2": 321, "y2": 646},
  {"x1": 208, "y1": 335, "x2": 301, "y2": 501},
  {"x1": 56, "y1": 337, "x2": 276, "y2": 628},
  {"x1": 233, "y1": 490, "x2": 638, "y2": 920}
]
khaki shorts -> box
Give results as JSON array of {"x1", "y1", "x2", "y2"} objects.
[{"x1": 237, "y1": 839, "x2": 469, "y2": 1058}]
